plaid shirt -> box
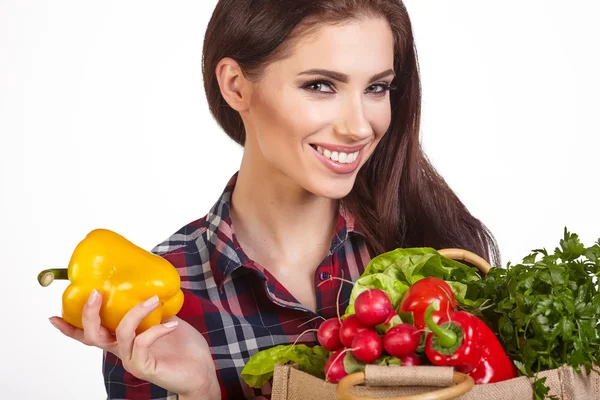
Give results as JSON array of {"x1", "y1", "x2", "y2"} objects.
[{"x1": 102, "y1": 172, "x2": 373, "y2": 399}]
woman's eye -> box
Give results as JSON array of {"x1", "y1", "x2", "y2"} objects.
[
  {"x1": 302, "y1": 80, "x2": 396, "y2": 96},
  {"x1": 303, "y1": 81, "x2": 335, "y2": 93},
  {"x1": 367, "y1": 83, "x2": 396, "y2": 95}
]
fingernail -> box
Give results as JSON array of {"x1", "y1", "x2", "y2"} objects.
[
  {"x1": 143, "y1": 295, "x2": 159, "y2": 307},
  {"x1": 163, "y1": 320, "x2": 178, "y2": 329},
  {"x1": 87, "y1": 289, "x2": 99, "y2": 305},
  {"x1": 49, "y1": 317, "x2": 58, "y2": 328}
]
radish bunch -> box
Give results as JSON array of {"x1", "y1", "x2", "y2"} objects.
[{"x1": 317, "y1": 289, "x2": 424, "y2": 383}]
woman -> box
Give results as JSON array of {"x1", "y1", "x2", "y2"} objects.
[{"x1": 49, "y1": 0, "x2": 499, "y2": 399}]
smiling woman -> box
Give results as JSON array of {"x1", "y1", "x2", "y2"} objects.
[
  {"x1": 222, "y1": 16, "x2": 395, "y2": 203},
  {"x1": 48, "y1": 1, "x2": 499, "y2": 399}
]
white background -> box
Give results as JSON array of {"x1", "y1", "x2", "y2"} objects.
[{"x1": 1, "y1": 1, "x2": 599, "y2": 398}]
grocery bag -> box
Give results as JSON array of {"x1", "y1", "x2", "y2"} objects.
[
  {"x1": 271, "y1": 247, "x2": 600, "y2": 399},
  {"x1": 271, "y1": 363, "x2": 600, "y2": 400}
]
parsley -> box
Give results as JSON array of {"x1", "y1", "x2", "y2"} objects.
[{"x1": 480, "y1": 229, "x2": 600, "y2": 398}]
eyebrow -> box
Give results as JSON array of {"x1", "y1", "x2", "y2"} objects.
[{"x1": 297, "y1": 68, "x2": 395, "y2": 83}]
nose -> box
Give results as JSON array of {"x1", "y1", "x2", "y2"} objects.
[{"x1": 334, "y1": 96, "x2": 373, "y2": 141}]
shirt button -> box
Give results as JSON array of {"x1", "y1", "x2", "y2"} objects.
[{"x1": 319, "y1": 271, "x2": 330, "y2": 280}]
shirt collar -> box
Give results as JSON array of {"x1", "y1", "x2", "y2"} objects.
[{"x1": 206, "y1": 171, "x2": 365, "y2": 291}]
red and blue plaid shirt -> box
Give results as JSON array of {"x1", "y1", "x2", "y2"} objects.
[{"x1": 102, "y1": 172, "x2": 374, "y2": 399}]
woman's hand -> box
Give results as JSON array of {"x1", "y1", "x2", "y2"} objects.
[{"x1": 49, "y1": 289, "x2": 220, "y2": 400}]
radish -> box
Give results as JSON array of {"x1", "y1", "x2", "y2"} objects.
[
  {"x1": 383, "y1": 324, "x2": 421, "y2": 358},
  {"x1": 354, "y1": 289, "x2": 392, "y2": 326},
  {"x1": 324, "y1": 348, "x2": 349, "y2": 383},
  {"x1": 339, "y1": 314, "x2": 369, "y2": 347},
  {"x1": 400, "y1": 353, "x2": 422, "y2": 366},
  {"x1": 317, "y1": 318, "x2": 343, "y2": 351},
  {"x1": 383, "y1": 307, "x2": 398, "y2": 325},
  {"x1": 351, "y1": 329, "x2": 383, "y2": 363}
]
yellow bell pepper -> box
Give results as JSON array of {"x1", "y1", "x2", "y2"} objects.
[{"x1": 38, "y1": 228, "x2": 184, "y2": 334}]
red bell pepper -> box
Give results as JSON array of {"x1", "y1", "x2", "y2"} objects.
[
  {"x1": 398, "y1": 277, "x2": 458, "y2": 330},
  {"x1": 423, "y1": 301, "x2": 517, "y2": 384}
]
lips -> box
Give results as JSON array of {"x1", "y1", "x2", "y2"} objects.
[{"x1": 310, "y1": 143, "x2": 364, "y2": 174}]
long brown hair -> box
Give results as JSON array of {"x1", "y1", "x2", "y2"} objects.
[{"x1": 202, "y1": 0, "x2": 501, "y2": 267}]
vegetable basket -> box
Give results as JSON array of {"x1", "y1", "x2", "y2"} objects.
[{"x1": 270, "y1": 248, "x2": 600, "y2": 400}]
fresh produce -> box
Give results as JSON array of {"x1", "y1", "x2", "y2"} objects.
[
  {"x1": 241, "y1": 344, "x2": 329, "y2": 388},
  {"x1": 424, "y1": 301, "x2": 517, "y2": 384},
  {"x1": 478, "y1": 229, "x2": 600, "y2": 394},
  {"x1": 383, "y1": 324, "x2": 421, "y2": 358},
  {"x1": 354, "y1": 289, "x2": 393, "y2": 326},
  {"x1": 398, "y1": 277, "x2": 458, "y2": 330},
  {"x1": 317, "y1": 318, "x2": 343, "y2": 351},
  {"x1": 343, "y1": 247, "x2": 484, "y2": 320},
  {"x1": 351, "y1": 329, "x2": 383, "y2": 363},
  {"x1": 399, "y1": 353, "x2": 422, "y2": 366},
  {"x1": 382, "y1": 307, "x2": 398, "y2": 325},
  {"x1": 324, "y1": 348, "x2": 349, "y2": 383},
  {"x1": 241, "y1": 231, "x2": 600, "y2": 399},
  {"x1": 242, "y1": 248, "x2": 489, "y2": 387},
  {"x1": 37, "y1": 228, "x2": 184, "y2": 334},
  {"x1": 339, "y1": 314, "x2": 369, "y2": 347}
]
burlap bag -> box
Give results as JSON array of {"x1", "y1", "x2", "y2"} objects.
[{"x1": 271, "y1": 363, "x2": 600, "y2": 400}]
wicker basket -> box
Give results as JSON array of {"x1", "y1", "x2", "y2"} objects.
[{"x1": 270, "y1": 249, "x2": 600, "y2": 400}]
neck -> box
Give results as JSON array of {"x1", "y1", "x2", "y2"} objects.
[{"x1": 230, "y1": 148, "x2": 339, "y2": 266}]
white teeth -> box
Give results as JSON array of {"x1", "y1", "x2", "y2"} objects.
[{"x1": 315, "y1": 145, "x2": 360, "y2": 164}]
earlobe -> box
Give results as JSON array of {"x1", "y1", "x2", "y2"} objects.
[{"x1": 215, "y1": 57, "x2": 249, "y2": 112}]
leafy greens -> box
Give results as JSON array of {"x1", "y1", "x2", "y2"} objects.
[
  {"x1": 240, "y1": 344, "x2": 329, "y2": 388},
  {"x1": 343, "y1": 247, "x2": 485, "y2": 318},
  {"x1": 479, "y1": 229, "x2": 600, "y2": 393}
]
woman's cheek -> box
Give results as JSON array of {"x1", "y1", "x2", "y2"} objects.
[
  {"x1": 291, "y1": 99, "x2": 332, "y2": 133},
  {"x1": 372, "y1": 103, "x2": 392, "y2": 136}
]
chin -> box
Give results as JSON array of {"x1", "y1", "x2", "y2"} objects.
[{"x1": 305, "y1": 176, "x2": 356, "y2": 200}]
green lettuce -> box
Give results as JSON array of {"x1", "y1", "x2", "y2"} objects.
[
  {"x1": 240, "y1": 344, "x2": 329, "y2": 388},
  {"x1": 343, "y1": 247, "x2": 483, "y2": 318}
]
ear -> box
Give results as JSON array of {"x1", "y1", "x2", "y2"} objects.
[{"x1": 215, "y1": 57, "x2": 251, "y2": 112}]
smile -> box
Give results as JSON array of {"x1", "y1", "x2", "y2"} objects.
[
  {"x1": 309, "y1": 143, "x2": 365, "y2": 174},
  {"x1": 314, "y1": 145, "x2": 359, "y2": 164}
]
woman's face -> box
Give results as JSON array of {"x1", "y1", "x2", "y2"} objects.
[{"x1": 244, "y1": 17, "x2": 395, "y2": 199}]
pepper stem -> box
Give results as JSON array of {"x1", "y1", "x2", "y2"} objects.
[
  {"x1": 424, "y1": 301, "x2": 457, "y2": 348},
  {"x1": 37, "y1": 268, "x2": 69, "y2": 287}
]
